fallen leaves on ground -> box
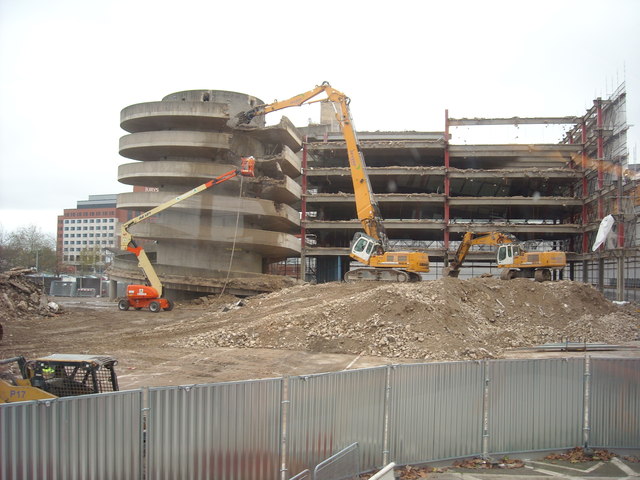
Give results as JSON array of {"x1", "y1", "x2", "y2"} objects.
[{"x1": 545, "y1": 446, "x2": 617, "y2": 463}]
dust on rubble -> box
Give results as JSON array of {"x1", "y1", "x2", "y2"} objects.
[{"x1": 169, "y1": 277, "x2": 640, "y2": 361}]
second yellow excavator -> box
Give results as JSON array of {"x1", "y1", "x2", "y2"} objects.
[
  {"x1": 232, "y1": 82, "x2": 429, "y2": 282},
  {"x1": 444, "y1": 231, "x2": 566, "y2": 282}
]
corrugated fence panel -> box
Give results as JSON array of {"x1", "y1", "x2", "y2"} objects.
[
  {"x1": 488, "y1": 358, "x2": 584, "y2": 454},
  {"x1": 287, "y1": 367, "x2": 387, "y2": 476},
  {"x1": 147, "y1": 378, "x2": 282, "y2": 480},
  {"x1": 590, "y1": 358, "x2": 640, "y2": 448},
  {"x1": 388, "y1": 361, "x2": 484, "y2": 464},
  {"x1": 0, "y1": 390, "x2": 142, "y2": 480}
]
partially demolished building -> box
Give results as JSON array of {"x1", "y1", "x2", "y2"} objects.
[
  {"x1": 299, "y1": 85, "x2": 637, "y2": 300},
  {"x1": 110, "y1": 90, "x2": 303, "y2": 297},
  {"x1": 111, "y1": 84, "x2": 637, "y2": 301}
]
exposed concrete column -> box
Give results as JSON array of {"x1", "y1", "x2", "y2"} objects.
[
  {"x1": 617, "y1": 253, "x2": 625, "y2": 302},
  {"x1": 109, "y1": 279, "x2": 117, "y2": 300},
  {"x1": 300, "y1": 140, "x2": 308, "y2": 281},
  {"x1": 568, "y1": 261, "x2": 574, "y2": 281},
  {"x1": 595, "y1": 98, "x2": 604, "y2": 219},
  {"x1": 443, "y1": 109, "x2": 451, "y2": 251},
  {"x1": 598, "y1": 257, "x2": 605, "y2": 293},
  {"x1": 581, "y1": 121, "x2": 589, "y2": 254}
]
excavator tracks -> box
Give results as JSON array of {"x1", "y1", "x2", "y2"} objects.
[{"x1": 344, "y1": 268, "x2": 421, "y2": 283}]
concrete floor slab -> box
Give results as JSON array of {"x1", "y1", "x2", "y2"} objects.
[
  {"x1": 119, "y1": 131, "x2": 232, "y2": 161},
  {"x1": 120, "y1": 101, "x2": 230, "y2": 133},
  {"x1": 117, "y1": 191, "x2": 300, "y2": 232}
]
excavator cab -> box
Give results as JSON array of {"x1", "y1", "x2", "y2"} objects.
[
  {"x1": 497, "y1": 244, "x2": 518, "y2": 266},
  {"x1": 349, "y1": 232, "x2": 379, "y2": 264}
]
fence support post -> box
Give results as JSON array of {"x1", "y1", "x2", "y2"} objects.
[
  {"x1": 482, "y1": 361, "x2": 490, "y2": 459},
  {"x1": 582, "y1": 357, "x2": 592, "y2": 449},
  {"x1": 142, "y1": 386, "x2": 150, "y2": 480},
  {"x1": 280, "y1": 376, "x2": 290, "y2": 480},
  {"x1": 382, "y1": 365, "x2": 392, "y2": 466}
]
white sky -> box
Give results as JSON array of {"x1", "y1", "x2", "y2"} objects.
[{"x1": 1, "y1": 0, "x2": 639, "y2": 237}]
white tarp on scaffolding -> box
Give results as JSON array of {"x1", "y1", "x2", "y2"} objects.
[{"x1": 592, "y1": 214, "x2": 615, "y2": 251}]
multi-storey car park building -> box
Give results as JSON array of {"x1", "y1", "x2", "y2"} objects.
[
  {"x1": 105, "y1": 83, "x2": 638, "y2": 301},
  {"x1": 109, "y1": 90, "x2": 302, "y2": 297},
  {"x1": 297, "y1": 84, "x2": 638, "y2": 301}
]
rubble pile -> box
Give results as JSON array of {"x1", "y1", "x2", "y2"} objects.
[
  {"x1": 172, "y1": 277, "x2": 639, "y2": 361},
  {"x1": 0, "y1": 268, "x2": 61, "y2": 328}
]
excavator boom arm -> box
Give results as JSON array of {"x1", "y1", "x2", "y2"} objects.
[
  {"x1": 235, "y1": 83, "x2": 388, "y2": 249},
  {"x1": 445, "y1": 231, "x2": 514, "y2": 277}
]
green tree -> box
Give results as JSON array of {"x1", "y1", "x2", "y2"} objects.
[{"x1": 0, "y1": 224, "x2": 56, "y2": 273}]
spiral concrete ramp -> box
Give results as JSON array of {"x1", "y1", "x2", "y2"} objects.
[{"x1": 110, "y1": 90, "x2": 302, "y2": 297}]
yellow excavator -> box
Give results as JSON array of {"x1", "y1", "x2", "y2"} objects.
[
  {"x1": 232, "y1": 82, "x2": 429, "y2": 282},
  {"x1": 0, "y1": 354, "x2": 119, "y2": 403},
  {"x1": 118, "y1": 156, "x2": 255, "y2": 312},
  {"x1": 444, "y1": 231, "x2": 566, "y2": 282}
]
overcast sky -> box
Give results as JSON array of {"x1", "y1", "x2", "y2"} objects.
[{"x1": 1, "y1": 0, "x2": 639, "y2": 237}]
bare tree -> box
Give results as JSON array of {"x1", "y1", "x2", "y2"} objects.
[{"x1": 0, "y1": 225, "x2": 56, "y2": 272}]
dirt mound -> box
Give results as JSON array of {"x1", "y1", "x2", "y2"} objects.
[{"x1": 171, "y1": 277, "x2": 639, "y2": 361}]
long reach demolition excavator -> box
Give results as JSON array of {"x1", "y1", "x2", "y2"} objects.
[
  {"x1": 232, "y1": 82, "x2": 429, "y2": 282},
  {"x1": 443, "y1": 231, "x2": 566, "y2": 282},
  {"x1": 118, "y1": 156, "x2": 255, "y2": 312}
]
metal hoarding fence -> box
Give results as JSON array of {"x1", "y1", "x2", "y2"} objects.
[
  {"x1": 286, "y1": 367, "x2": 387, "y2": 476},
  {"x1": 388, "y1": 361, "x2": 485, "y2": 464},
  {"x1": 146, "y1": 378, "x2": 282, "y2": 480},
  {"x1": 1, "y1": 357, "x2": 637, "y2": 480},
  {"x1": 0, "y1": 390, "x2": 143, "y2": 480},
  {"x1": 589, "y1": 358, "x2": 640, "y2": 448},
  {"x1": 289, "y1": 468, "x2": 311, "y2": 480},
  {"x1": 486, "y1": 358, "x2": 585, "y2": 454},
  {"x1": 313, "y1": 442, "x2": 360, "y2": 480}
]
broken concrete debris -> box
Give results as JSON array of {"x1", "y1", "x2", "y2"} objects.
[{"x1": 172, "y1": 277, "x2": 639, "y2": 361}]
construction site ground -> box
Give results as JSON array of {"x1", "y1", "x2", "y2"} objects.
[{"x1": 1, "y1": 275, "x2": 639, "y2": 390}]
